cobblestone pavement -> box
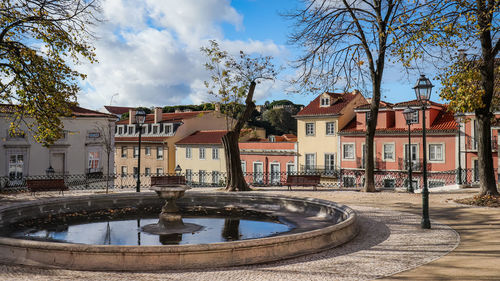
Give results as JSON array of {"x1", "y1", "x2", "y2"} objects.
[{"x1": 0, "y1": 188, "x2": 462, "y2": 281}]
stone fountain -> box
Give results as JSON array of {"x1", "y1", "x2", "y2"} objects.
[{"x1": 142, "y1": 184, "x2": 203, "y2": 235}]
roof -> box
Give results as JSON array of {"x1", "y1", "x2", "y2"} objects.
[
  {"x1": 104, "y1": 105, "x2": 134, "y2": 115},
  {"x1": 340, "y1": 109, "x2": 458, "y2": 134},
  {"x1": 176, "y1": 130, "x2": 228, "y2": 145},
  {"x1": 393, "y1": 99, "x2": 444, "y2": 108},
  {"x1": 356, "y1": 101, "x2": 394, "y2": 110},
  {"x1": 116, "y1": 111, "x2": 211, "y2": 125},
  {"x1": 296, "y1": 91, "x2": 360, "y2": 117},
  {"x1": 0, "y1": 104, "x2": 115, "y2": 118}
]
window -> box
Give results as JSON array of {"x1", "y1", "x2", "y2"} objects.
[
  {"x1": 383, "y1": 144, "x2": 395, "y2": 160},
  {"x1": 88, "y1": 151, "x2": 100, "y2": 172},
  {"x1": 305, "y1": 123, "x2": 315, "y2": 136},
  {"x1": 429, "y1": 180, "x2": 445, "y2": 188},
  {"x1": 326, "y1": 122, "x2": 335, "y2": 135},
  {"x1": 212, "y1": 148, "x2": 219, "y2": 160},
  {"x1": 164, "y1": 124, "x2": 172, "y2": 135},
  {"x1": 145, "y1": 167, "x2": 151, "y2": 176},
  {"x1": 199, "y1": 170, "x2": 206, "y2": 184},
  {"x1": 145, "y1": 146, "x2": 151, "y2": 156},
  {"x1": 118, "y1": 126, "x2": 123, "y2": 135},
  {"x1": 199, "y1": 147, "x2": 206, "y2": 160},
  {"x1": 409, "y1": 110, "x2": 418, "y2": 124},
  {"x1": 365, "y1": 111, "x2": 372, "y2": 123},
  {"x1": 8, "y1": 154, "x2": 24, "y2": 180},
  {"x1": 133, "y1": 146, "x2": 139, "y2": 158},
  {"x1": 157, "y1": 147, "x2": 163, "y2": 159},
  {"x1": 152, "y1": 125, "x2": 158, "y2": 134},
  {"x1": 140, "y1": 125, "x2": 146, "y2": 134},
  {"x1": 343, "y1": 176, "x2": 355, "y2": 187},
  {"x1": 121, "y1": 146, "x2": 127, "y2": 158},
  {"x1": 429, "y1": 144, "x2": 443, "y2": 161},
  {"x1": 325, "y1": 154, "x2": 335, "y2": 171},
  {"x1": 286, "y1": 163, "x2": 296, "y2": 174},
  {"x1": 212, "y1": 171, "x2": 220, "y2": 185},
  {"x1": 383, "y1": 179, "x2": 395, "y2": 188},
  {"x1": 241, "y1": 161, "x2": 246, "y2": 174},
  {"x1": 320, "y1": 96, "x2": 330, "y2": 107},
  {"x1": 186, "y1": 147, "x2": 192, "y2": 159},
  {"x1": 253, "y1": 162, "x2": 263, "y2": 183},
  {"x1": 305, "y1": 154, "x2": 315, "y2": 170},
  {"x1": 128, "y1": 126, "x2": 134, "y2": 134},
  {"x1": 343, "y1": 144, "x2": 355, "y2": 159},
  {"x1": 121, "y1": 166, "x2": 127, "y2": 177},
  {"x1": 156, "y1": 168, "x2": 163, "y2": 175},
  {"x1": 186, "y1": 169, "x2": 192, "y2": 182},
  {"x1": 133, "y1": 167, "x2": 138, "y2": 178}
]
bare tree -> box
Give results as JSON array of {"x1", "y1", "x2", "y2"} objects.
[
  {"x1": 95, "y1": 121, "x2": 115, "y2": 194},
  {"x1": 287, "y1": 0, "x2": 425, "y2": 191},
  {"x1": 201, "y1": 40, "x2": 277, "y2": 191}
]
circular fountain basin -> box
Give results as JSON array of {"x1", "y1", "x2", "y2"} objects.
[{"x1": 0, "y1": 192, "x2": 358, "y2": 271}]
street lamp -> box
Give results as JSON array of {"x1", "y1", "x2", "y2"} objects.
[
  {"x1": 454, "y1": 112, "x2": 465, "y2": 186},
  {"x1": 403, "y1": 107, "x2": 417, "y2": 193},
  {"x1": 135, "y1": 110, "x2": 146, "y2": 192},
  {"x1": 175, "y1": 165, "x2": 182, "y2": 175},
  {"x1": 413, "y1": 74, "x2": 433, "y2": 229}
]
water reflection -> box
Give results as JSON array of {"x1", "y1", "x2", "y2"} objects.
[
  {"x1": 159, "y1": 233, "x2": 183, "y2": 245},
  {"x1": 222, "y1": 218, "x2": 240, "y2": 241}
]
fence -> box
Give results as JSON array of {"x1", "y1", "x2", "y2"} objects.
[{"x1": 0, "y1": 168, "x2": 483, "y2": 193}]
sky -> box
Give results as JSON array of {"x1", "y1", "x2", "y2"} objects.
[{"x1": 76, "y1": 0, "x2": 441, "y2": 111}]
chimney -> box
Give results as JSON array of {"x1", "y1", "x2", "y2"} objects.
[
  {"x1": 129, "y1": 109, "x2": 136, "y2": 125},
  {"x1": 154, "y1": 107, "x2": 163, "y2": 123}
]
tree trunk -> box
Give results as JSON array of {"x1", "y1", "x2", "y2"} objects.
[
  {"x1": 222, "y1": 81, "x2": 257, "y2": 192},
  {"x1": 476, "y1": 114, "x2": 498, "y2": 195},
  {"x1": 223, "y1": 131, "x2": 251, "y2": 191},
  {"x1": 362, "y1": 78, "x2": 381, "y2": 192}
]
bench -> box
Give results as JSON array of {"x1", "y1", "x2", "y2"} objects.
[
  {"x1": 151, "y1": 175, "x2": 186, "y2": 186},
  {"x1": 285, "y1": 175, "x2": 321, "y2": 191},
  {"x1": 26, "y1": 179, "x2": 68, "y2": 195}
]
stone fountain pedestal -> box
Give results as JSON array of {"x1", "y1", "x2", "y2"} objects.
[{"x1": 142, "y1": 184, "x2": 203, "y2": 235}]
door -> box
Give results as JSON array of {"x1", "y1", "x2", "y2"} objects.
[
  {"x1": 405, "y1": 144, "x2": 418, "y2": 170},
  {"x1": 253, "y1": 162, "x2": 263, "y2": 184},
  {"x1": 52, "y1": 153, "x2": 65, "y2": 175},
  {"x1": 8, "y1": 154, "x2": 24, "y2": 183},
  {"x1": 269, "y1": 163, "x2": 280, "y2": 185}
]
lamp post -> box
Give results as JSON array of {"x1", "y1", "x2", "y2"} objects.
[
  {"x1": 413, "y1": 74, "x2": 433, "y2": 229},
  {"x1": 454, "y1": 113, "x2": 465, "y2": 186},
  {"x1": 135, "y1": 110, "x2": 146, "y2": 192},
  {"x1": 403, "y1": 107, "x2": 417, "y2": 193},
  {"x1": 175, "y1": 165, "x2": 182, "y2": 175}
]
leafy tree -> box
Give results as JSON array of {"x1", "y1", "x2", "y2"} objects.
[
  {"x1": 0, "y1": 0, "x2": 100, "y2": 144},
  {"x1": 287, "y1": 0, "x2": 425, "y2": 192},
  {"x1": 395, "y1": 0, "x2": 500, "y2": 196},
  {"x1": 262, "y1": 107, "x2": 299, "y2": 135},
  {"x1": 201, "y1": 40, "x2": 277, "y2": 191}
]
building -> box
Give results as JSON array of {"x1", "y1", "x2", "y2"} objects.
[
  {"x1": 175, "y1": 130, "x2": 228, "y2": 186},
  {"x1": 239, "y1": 134, "x2": 298, "y2": 185},
  {"x1": 1, "y1": 105, "x2": 116, "y2": 183},
  {"x1": 114, "y1": 108, "x2": 227, "y2": 177},
  {"x1": 295, "y1": 90, "x2": 366, "y2": 173},
  {"x1": 339, "y1": 100, "x2": 463, "y2": 188}
]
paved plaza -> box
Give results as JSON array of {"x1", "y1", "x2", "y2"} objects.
[{"x1": 0, "y1": 187, "x2": 498, "y2": 280}]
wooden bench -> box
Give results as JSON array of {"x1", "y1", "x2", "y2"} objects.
[
  {"x1": 151, "y1": 175, "x2": 186, "y2": 186},
  {"x1": 285, "y1": 175, "x2": 321, "y2": 191},
  {"x1": 26, "y1": 179, "x2": 68, "y2": 195}
]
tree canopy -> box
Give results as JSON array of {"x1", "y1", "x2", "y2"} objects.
[{"x1": 0, "y1": 0, "x2": 100, "y2": 144}]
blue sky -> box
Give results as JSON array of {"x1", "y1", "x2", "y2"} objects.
[{"x1": 77, "y1": 0, "x2": 443, "y2": 110}]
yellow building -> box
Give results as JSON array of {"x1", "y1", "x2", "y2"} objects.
[
  {"x1": 114, "y1": 108, "x2": 227, "y2": 179},
  {"x1": 295, "y1": 91, "x2": 366, "y2": 172}
]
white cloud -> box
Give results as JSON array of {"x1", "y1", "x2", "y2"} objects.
[{"x1": 77, "y1": 0, "x2": 286, "y2": 110}]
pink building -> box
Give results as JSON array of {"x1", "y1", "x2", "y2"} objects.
[
  {"x1": 339, "y1": 100, "x2": 464, "y2": 188},
  {"x1": 239, "y1": 134, "x2": 298, "y2": 185}
]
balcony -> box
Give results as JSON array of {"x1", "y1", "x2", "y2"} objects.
[
  {"x1": 398, "y1": 158, "x2": 423, "y2": 171},
  {"x1": 466, "y1": 135, "x2": 498, "y2": 151}
]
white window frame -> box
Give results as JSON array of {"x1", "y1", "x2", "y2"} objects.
[
  {"x1": 428, "y1": 143, "x2": 445, "y2": 163},
  {"x1": 253, "y1": 161, "x2": 264, "y2": 183},
  {"x1": 199, "y1": 170, "x2": 206, "y2": 184},
  {"x1": 87, "y1": 150, "x2": 100, "y2": 172},
  {"x1": 286, "y1": 162, "x2": 296, "y2": 174},
  {"x1": 7, "y1": 151, "x2": 25, "y2": 180},
  {"x1": 164, "y1": 124, "x2": 173, "y2": 135},
  {"x1": 241, "y1": 161, "x2": 246, "y2": 174},
  {"x1": 305, "y1": 122, "x2": 315, "y2": 136},
  {"x1": 199, "y1": 147, "x2": 206, "y2": 160},
  {"x1": 157, "y1": 146, "x2": 163, "y2": 160},
  {"x1": 133, "y1": 146, "x2": 139, "y2": 158},
  {"x1": 212, "y1": 171, "x2": 220, "y2": 185},
  {"x1": 326, "y1": 122, "x2": 336, "y2": 136},
  {"x1": 342, "y1": 143, "x2": 355, "y2": 160},
  {"x1": 152, "y1": 124, "x2": 159, "y2": 135},
  {"x1": 186, "y1": 169, "x2": 192, "y2": 182},
  {"x1": 121, "y1": 146, "x2": 127, "y2": 158},
  {"x1": 145, "y1": 167, "x2": 151, "y2": 176},
  {"x1": 305, "y1": 153, "x2": 316, "y2": 170},
  {"x1": 410, "y1": 110, "x2": 419, "y2": 124},
  {"x1": 269, "y1": 162, "x2": 281, "y2": 184},
  {"x1": 145, "y1": 146, "x2": 151, "y2": 156},
  {"x1": 117, "y1": 126, "x2": 123, "y2": 135},
  {"x1": 324, "y1": 153, "x2": 336, "y2": 171},
  {"x1": 186, "y1": 147, "x2": 192, "y2": 159},
  {"x1": 121, "y1": 166, "x2": 127, "y2": 177},
  {"x1": 382, "y1": 143, "x2": 395, "y2": 162},
  {"x1": 128, "y1": 125, "x2": 135, "y2": 135},
  {"x1": 320, "y1": 96, "x2": 330, "y2": 107},
  {"x1": 212, "y1": 148, "x2": 219, "y2": 160},
  {"x1": 156, "y1": 168, "x2": 164, "y2": 175}
]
